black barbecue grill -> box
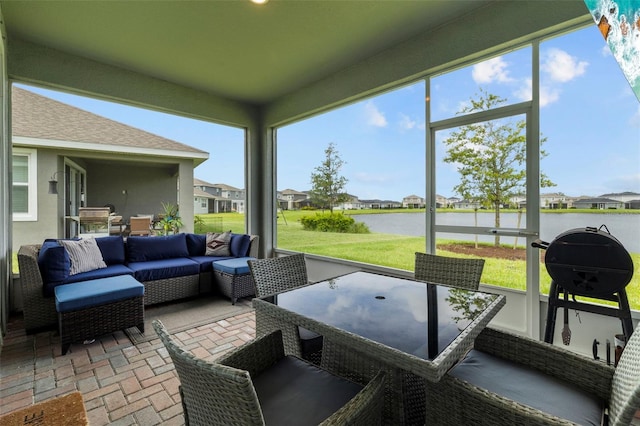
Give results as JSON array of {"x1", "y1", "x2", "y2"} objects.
[{"x1": 533, "y1": 225, "x2": 635, "y2": 344}]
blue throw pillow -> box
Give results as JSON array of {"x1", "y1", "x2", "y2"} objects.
[
  {"x1": 127, "y1": 233, "x2": 189, "y2": 262},
  {"x1": 38, "y1": 240, "x2": 70, "y2": 285},
  {"x1": 186, "y1": 233, "x2": 206, "y2": 256},
  {"x1": 230, "y1": 233, "x2": 251, "y2": 257},
  {"x1": 95, "y1": 236, "x2": 125, "y2": 265}
]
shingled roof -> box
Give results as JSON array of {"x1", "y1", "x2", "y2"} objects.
[{"x1": 12, "y1": 87, "x2": 208, "y2": 161}]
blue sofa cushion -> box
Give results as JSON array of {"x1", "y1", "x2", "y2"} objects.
[
  {"x1": 127, "y1": 234, "x2": 189, "y2": 262},
  {"x1": 230, "y1": 233, "x2": 251, "y2": 257},
  {"x1": 96, "y1": 236, "x2": 126, "y2": 265},
  {"x1": 186, "y1": 233, "x2": 206, "y2": 256},
  {"x1": 449, "y1": 349, "x2": 604, "y2": 425},
  {"x1": 127, "y1": 258, "x2": 199, "y2": 282},
  {"x1": 62, "y1": 264, "x2": 134, "y2": 285},
  {"x1": 38, "y1": 240, "x2": 70, "y2": 295},
  {"x1": 188, "y1": 255, "x2": 234, "y2": 272},
  {"x1": 212, "y1": 257, "x2": 256, "y2": 275},
  {"x1": 55, "y1": 275, "x2": 144, "y2": 313}
]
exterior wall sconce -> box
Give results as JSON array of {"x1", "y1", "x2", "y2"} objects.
[{"x1": 48, "y1": 171, "x2": 64, "y2": 195}]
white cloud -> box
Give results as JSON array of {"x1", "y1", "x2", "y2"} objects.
[
  {"x1": 541, "y1": 48, "x2": 588, "y2": 83},
  {"x1": 364, "y1": 101, "x2": 387, "y2": 127},
  {"x1": 513, "y1": 78, "x2": 532, "y2": 102},
  {"x1": 399, "y1": 113, "x2": 416, "y2": 130},
  {"x1": 515, "y1": 77, "x2": 560, "y2": 107},
  {"x1": 540, "y1": 85, "x2": 561, "y2": 107},
  {"x1": 472, "y1": 57, "x2": 513, "y2": 84}
]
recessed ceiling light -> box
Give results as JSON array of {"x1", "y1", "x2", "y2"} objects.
[{"x1": 251, "y1": 0, "x2": 269, "y2": 4}]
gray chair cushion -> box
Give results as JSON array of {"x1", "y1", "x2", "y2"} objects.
[
  {"x1": 450, "y1": 349, "x2": 605, "y2": 426},
  {"x1": 253, "y1": 355, "x2": 362, "y2": 425},
  {"x1": 299, "y1": 326, "x2": 323, "y2": 354}
]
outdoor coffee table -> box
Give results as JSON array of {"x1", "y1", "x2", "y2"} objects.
[{"x1": 252, "y1": 271, "x2": 505, "y2": 425}]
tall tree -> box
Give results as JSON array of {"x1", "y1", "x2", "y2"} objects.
[
  {"x1": 443, "y1": 89, "x2": 554, "y2": 246},
  {"x1": 309, "y1": 142, "x2": 349, "y2": 213}
]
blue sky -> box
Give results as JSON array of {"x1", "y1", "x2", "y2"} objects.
[
  {"x1": 278, "y1": 23, "x2": 640, "y2": 200},
  {"x1": 18, "y1": 21, "x2": 640, "y2": 202}
]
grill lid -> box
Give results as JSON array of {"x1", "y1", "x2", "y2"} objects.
[{"x1": 542, "y1": 225, "x2": 634, "y2": 297}]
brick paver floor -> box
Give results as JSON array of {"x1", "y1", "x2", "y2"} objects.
[
  {"x1": 0, "y1": 308, "x2": 256, "y2": 425},
  {"x1": 3, "y1": 306, "x2": 640, "y2": 425}
]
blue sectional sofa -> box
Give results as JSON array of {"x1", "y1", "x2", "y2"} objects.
[{"x1": 17, "y1": 232, "x2": 259, "y2": 333}]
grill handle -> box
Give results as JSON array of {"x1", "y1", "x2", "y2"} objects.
[{"x1": 531, "y1": 239, "x2": 549, "y2": 250}]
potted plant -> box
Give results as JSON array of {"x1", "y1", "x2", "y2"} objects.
[{"x1": 157, "y1": 202, "x2": 183, "y2": 235}]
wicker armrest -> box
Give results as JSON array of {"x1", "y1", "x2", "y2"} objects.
[
  {"x1": 320, "y1": 371, "x2": 386, "y2": 426},
  {"x1": 247, "y1": 235, "x2": 260, "y2": 258},
  {"x1": 475, "y1": 327, "x2": 614, "y2": 401},
  {"x1": 18, "y1": 244, "x2": 58, "y2": 333},
  {"x1": 220, "y1": 329, "x2": 285, "y2": 377}
]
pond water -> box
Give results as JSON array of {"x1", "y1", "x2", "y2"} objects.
[{"x1": 354, "y1": 212, "x2": 640, "y2": 253}]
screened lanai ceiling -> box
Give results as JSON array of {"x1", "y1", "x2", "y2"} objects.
[{"x1": 1, "y1": 0, "x2": 502, "y2": 105}]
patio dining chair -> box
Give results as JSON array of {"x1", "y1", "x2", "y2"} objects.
[
  {"x1": 153, "y1": 320, "x2": 386, "y2": 426},
  {"x1": 128, "y1": 216, "x2": 152, "y2": 237},
  {"x1": 248, "y1": 254, "x2": 324, "y2": 365},
  {"x1": 406, "y1": 252, "x2": 485, "y2": 424},
  {"x1": 414, "y1": 252, "x2": 485, "y2": 290},
  {"x1": 425, "y1": 325, "x2": 640, "y2": 425}
]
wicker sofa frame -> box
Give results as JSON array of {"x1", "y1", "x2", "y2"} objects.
[
  {"x1": 17, "y1": 235, "x2": 259, "y2": 333},
  {"x1": 59, "y1": 294, "x2": 144, "y2": 355}
]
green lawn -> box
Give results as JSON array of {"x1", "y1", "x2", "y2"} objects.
[{"x1": 198, "y1": 210, "x2": 640, "y2": 310}]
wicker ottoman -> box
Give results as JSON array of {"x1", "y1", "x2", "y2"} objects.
[
  {"x1": 54, "y1": 275, "x2": 145, "y2": 355},
  {"x1": 213, "y1": 257, "x2": 256, "y2": 304}
]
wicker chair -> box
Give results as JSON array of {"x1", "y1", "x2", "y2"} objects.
[
  {"x1": 248, "y1": 254, "x2": 323, "y2": 365},
  {"x1": 414, "y1": 252, "x2": 485, "y2": 290},
  {"x1": 404, "y1": 252, "x2": 486, "y2": 423},
  {"x1": 153, "y1": 320, "x2": 386, "y2": 426},
  {"x1": 425, "y1": 326, "x2": 640, "y2": 425}
]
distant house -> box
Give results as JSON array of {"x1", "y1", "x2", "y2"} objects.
[
  {"x1": 193, "y1": 179, "x2": 245, "y2": 213},
  {"x1": 573, "y1": 197, "x2": 624, "y2": 210},
  {"x1": 402, "y1": 195, "x2": 424, "y2": 208},
  {"x1": 11, "y1": 87, "x2": 208, "y2": 250},
  {"x1": 435, "y1": 195, "x2": 448, "y2": 208},
  {"x1": 453, "y1": 200, "x2": 481, "y2": 210},
  {"x1": 539, "y1": 193, "x2": 574, "y2": 209},
  {"x1": 193, "y1": 188, "x2": 217, "y2": 215},
  {"x1": 600, "y1": 192, "x2": 640, "y2": 209},
  {"x1": 359, "y1": 199, "x2": 402, "y2": 209},
  {"x1": 215, "y1": 183, "x2": 246, "y2": 213},
  {"x1": 336, "y1": 194, "x2": 363, "y2": 210},
  {"x1": 627, "y1": 200, "x2": 640, "y2": 209},
  {"x1": 600, "y1": 192, "x2": 640, "y2": 203},
  {"x1": 278, "y1": 189, "x2": 310, "y2": 210},
  {"x1": 510, "y1": 194, "x2": 527, "y2": 209},
  {"x1": 444, "y1": 196, "x2": 460, "y2": 207}
]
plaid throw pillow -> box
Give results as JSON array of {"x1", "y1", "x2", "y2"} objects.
[{"x1": 206, "y1": 231, "x2": 232, "y2": 256}]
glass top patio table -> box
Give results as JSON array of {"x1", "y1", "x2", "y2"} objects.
[{"x1": 252, "y1": 271, "x2": 506, "y2": 382}]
